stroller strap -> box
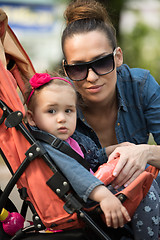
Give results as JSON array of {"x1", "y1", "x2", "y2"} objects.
[{"x1": 29, "y1": 126, "x2": 90, "y2": 171}]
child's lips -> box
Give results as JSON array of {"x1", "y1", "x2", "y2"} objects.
[{"x1": 58, "y1": 127, "x2": 68, "y2": 133}]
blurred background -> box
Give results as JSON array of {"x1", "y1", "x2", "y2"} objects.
[{"x1": 0, "y1": 0, "x2": 160, "y2": 83}]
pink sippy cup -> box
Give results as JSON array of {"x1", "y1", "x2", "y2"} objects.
[{"x1": 0, "y1": 208, "x2": 24, "y2": 236}]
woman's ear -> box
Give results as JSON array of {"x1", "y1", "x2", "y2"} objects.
[
  {"x1": 26, "y1": 110, "x2": 36, "y2": 126},
  {"x1": 115, "y1": 47, "x2": 123, "y2": 68},
  {"x1": 62, "y1": 59, "x2": 67, "y2": 77}
]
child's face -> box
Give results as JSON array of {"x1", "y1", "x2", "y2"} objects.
[{"x1": 28, "y1": 83, "x2": 77, "y2": 141}]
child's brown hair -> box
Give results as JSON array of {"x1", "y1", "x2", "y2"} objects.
[{"x1": 24, "y1": 72, "x2": 76, "y2": 112}]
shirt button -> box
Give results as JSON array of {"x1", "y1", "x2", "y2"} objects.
[{"x1": 117, "y1": 122, "x2": 120, "y2": 126}]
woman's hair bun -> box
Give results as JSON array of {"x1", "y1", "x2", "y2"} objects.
[{"x1": 64, "y1": 0, "x2": 110, "y2": 25}]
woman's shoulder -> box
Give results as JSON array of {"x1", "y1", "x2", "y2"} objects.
[
  {"x1": 117, "y1": 64, "x2": 159, "y2": 93},
  {"x1": 117, "y1": 64, "x2": 150, "y2": 82}
]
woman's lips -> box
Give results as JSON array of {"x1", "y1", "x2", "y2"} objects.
[{"x1": 86, "y1": 84, "x2": 103, "y2": 93}]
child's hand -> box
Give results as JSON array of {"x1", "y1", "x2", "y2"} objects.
[
  {"x1": 89, "y1": 185, "x2": 131, "y2": 228},
  {"x1": 100, "y1": 194, "x2": 131, "y2": 228}
]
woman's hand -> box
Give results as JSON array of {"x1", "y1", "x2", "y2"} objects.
[
  {"x1": 107, "y1": 144, "x2": 151, "y2": 189},
  {"x1": 105, "y1": 142, "x2": 134, "y2": 157}
]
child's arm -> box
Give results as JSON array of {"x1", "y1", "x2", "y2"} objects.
[
  {"x1": 89, "y1": 185, "x2": 131, "y2": 229},
  {"x1": 43, "y1": 141, "x2": 130, "y2": 228}
]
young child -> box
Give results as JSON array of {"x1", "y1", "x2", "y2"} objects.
[{"x1": 25, "y1": 72, "x2": 131, "y2": 229}]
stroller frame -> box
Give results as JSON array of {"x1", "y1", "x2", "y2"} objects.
[{"x1": 0, "y1": 99, "x2": 114, "y2": 240}]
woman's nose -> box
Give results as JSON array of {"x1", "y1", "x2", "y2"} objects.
[{"x1": 86, "y1": 68, "x2": 99, "y2": 82}]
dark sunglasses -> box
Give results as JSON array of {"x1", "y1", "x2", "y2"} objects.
[{"x1": 63, "y1": 49, "x2": 116, "y2": 81}]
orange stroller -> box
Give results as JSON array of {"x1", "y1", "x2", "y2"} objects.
[
  {"x1": 0, "y1": 8, "x2": 158, "y2": 240},
  {"x1": 0, "y1": 8, "x2": 119, "y2": 240}
]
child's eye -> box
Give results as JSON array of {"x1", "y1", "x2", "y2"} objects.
[
  {"x1": 48, "y1": 109, "x2": 56, "y2": 114},
  {"x1": 65, "y1": 109, "x2": 72, "y2": 113}
]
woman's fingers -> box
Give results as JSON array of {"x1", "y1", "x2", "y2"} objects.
[
  {"x1": 112, "y1": 162, "x2": 143, "y2": 188},
  {"x1": 108, "y1": 145, "x2": 147, "y2": 188}
]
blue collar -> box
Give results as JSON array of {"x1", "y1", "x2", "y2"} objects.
[{"x1": 116, "y1": 67, "x2": 128, "y2": 112}]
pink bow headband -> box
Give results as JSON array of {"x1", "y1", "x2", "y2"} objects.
[{"x1": 27, "y1": 73, "x2": 72, "y2": 105}]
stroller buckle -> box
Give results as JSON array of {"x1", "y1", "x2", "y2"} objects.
[
  {"x1": 51, "y1": 137, "x2": 63, "y2": 149},
  {"x1": 5, "y1": 111, "x2": 23, "y2": 128}
]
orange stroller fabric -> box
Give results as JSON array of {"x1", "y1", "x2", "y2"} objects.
[
  {"x1": 94, "y1": 158, "x2": 159, "y2": 218},
  {"x1": 0, "y1": 58, "x2": 81, "y2": 229},
  {"x1": 0, "y1": 9, "x2": 81, "y2": 230}
]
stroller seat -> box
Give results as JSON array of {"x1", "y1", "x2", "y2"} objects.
[{"x1": 0, "y1": 8, "x2": 115, "y2": 240}]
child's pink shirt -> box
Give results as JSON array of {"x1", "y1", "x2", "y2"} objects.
[{"x1": 66, "y1": 137, "x2": 94, "y2": 174}]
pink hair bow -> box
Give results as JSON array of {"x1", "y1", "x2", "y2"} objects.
[
  {"x1": 29, "y1": 73, "x2": 52, "y2": 89},
  {"x1": 27, "y1": 73, "x2": 72, "y2": 105}
]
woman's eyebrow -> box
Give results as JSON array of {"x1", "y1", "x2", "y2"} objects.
[{"x1": 68, "y1": 52, "x2": 111, "y2": 64}]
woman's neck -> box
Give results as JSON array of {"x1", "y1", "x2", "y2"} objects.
[
  {"x1": 82, "y1": 92, "x2": 117, "y2": 115},
  {"x1": 81, "y1": 93, "x2": 118, "y2": 148}
]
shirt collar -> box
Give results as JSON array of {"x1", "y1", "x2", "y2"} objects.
[{"x1": 116, "y1": 67, "x2": 128, "y2": 112}]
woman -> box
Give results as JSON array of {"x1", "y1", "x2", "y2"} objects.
[
  {"x1": 61, "y1": 0, "x2": 160, "y2": 238},
  {"x1": 61, "y1": 0, "x2": 160, "y2": 188}
]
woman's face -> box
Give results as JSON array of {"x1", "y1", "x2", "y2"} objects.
[{"x1": 63, "y1": 31, "x2": 123, "y2": 106}]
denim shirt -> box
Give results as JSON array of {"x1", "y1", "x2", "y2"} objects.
[{"x1": 76, "y1": 64, "x2": 160, "y2": 162}]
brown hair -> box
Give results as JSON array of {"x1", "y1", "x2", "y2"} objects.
[
  {"x1": 62, "y1": 0, "x2": 117, "y2": 57},
  {"x1": 24, "y1": 72, "x2": 76, "y2": 111}
]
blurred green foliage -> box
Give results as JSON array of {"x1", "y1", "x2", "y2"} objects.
[
  {"x1": 51, "y1": 0, "x2": 70, "y2": 4},
  {"x1": 120, "y1": 22, "x2": 160, "y2": 84}
]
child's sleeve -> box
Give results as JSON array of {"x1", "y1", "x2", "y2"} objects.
[{"x1": 42, "y1": 142, "x2": 103, "y2": 203}]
